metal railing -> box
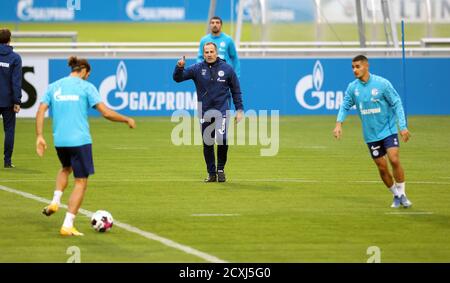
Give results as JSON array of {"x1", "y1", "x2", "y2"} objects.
[
  {"x1": 420, "y1": 38, "x2": 450, "y2": 47},
  {"x1": 12, "y1": 40, "x2": 450, "y2": 58},
  {"x1": 14, "y1": 47, "x2": 450, "y2": 58},
  {"x1": 12, "y1": 41, "x2": 421, "y2": 49},
  {"x1": 11, "y1": 31, "x2": 78, "y2": 42}
]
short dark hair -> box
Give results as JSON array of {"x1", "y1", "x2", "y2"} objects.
[
  {"x1": 68, "y1": 56, "x2": 91, "y2": 73},
  {"x1": 352, "y1": 55, "x2": 368, "y2": 62},
  {"x1": 204, "y1": 42, "x2": 217, "y2": 51},
  {"x1": 0, "y1": 28, "x2": 11, "y2": 44},
  {"x1": 210, "y1": 16, "x2": 222, "y2": 24}
]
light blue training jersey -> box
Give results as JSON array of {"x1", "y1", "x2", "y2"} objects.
[
  {"x1": 41, "y1": 76, "x2": 102, "y2": 147},
  {"x1": 336, "y1": 73, "x2": 407, "y2": 143},
  {"x1": 197, "y1": 32, "x2": 241, "y2": 78}
]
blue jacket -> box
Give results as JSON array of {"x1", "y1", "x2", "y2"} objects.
[
  {"x1": 173, "y1": 58, "x2": 243, "y2": 114},
  {"x1": 0, "y1": 44, "x2": 22, "y2": 107}
]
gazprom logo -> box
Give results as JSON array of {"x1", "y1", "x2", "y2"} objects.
[
  {"x1": 17, "y1": 0, "x2": 75, "y2": 21},
  {"x1": 116, "y1": 61, "x2": 127, "y2": 92},
  {"x1": 295, "y1": 61, "x2": 344, "y2": 110},
  {"x1": 99, "y1": 61, "x2": 196, "y2": 112},
  {"x1": 126, "y1": 0, "x2": 185, "y2": 21}
]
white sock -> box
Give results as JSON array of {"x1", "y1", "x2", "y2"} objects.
[
  {"x1": 396, "y1": 182, "x2": 406, "y2": 196},
  {"x1": 62, "y1": 212, "x2": 75, "y2": 228},
  {"x1": 389, "y1": 184, "x2": 400, "y2": 197},
  {"x1": 52, "y1": 190, "x2": 63, "y2": 205}
]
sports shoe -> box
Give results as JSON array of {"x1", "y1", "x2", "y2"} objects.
[
  {"x1": 390, "y1": 196, "x2": 401, "y2": 208},
  {"x1": 60, "y1": 226, "x2": 84, "y2": 236},
  {"x1": 42, "y1": 203, "x2": 59, "y2": 216},
  {"x1": 217, "y1": 170, "x2": 226, "y2": 182},
  {"x1": 4, "y1": 163, "x2": 15, "y2": 168},
  {"x1": 204, "y1": 174, "x2": 217, "y2": 182},
  {"x1": 400, "y1": 194, "x2": 412, "y2": 208}
]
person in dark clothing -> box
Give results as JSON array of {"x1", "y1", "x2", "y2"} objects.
[
  {"x1": 0, "y1": 28, "x2": 22, "y2": 168},
  {"x1": 173, "y1": 42, "x2": 244, "y2": 183}
]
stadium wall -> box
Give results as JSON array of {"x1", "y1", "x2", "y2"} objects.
[{"x1": 18, "y1": 57, "x2": 450, "y2": 117}]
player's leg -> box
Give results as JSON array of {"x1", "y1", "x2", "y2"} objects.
[
  {"x1": 386, "y1": 146, "x2": 412, "y2": 207},
  {"x1": 42, "y1": 167, "x2": 73, "y2": 216},
  {"x1": 386, "y1": 147, "x2": 404, "y2": 183},
  {"x1": 2, "y1": 106, "x2": 16, "y2": 168},
  {"x1": 373, "y1": 156, "x2": 394, "y2": 188},
  {"x1": 60, "y1": 178, "x2": 87, "y2": 236},
  {"x1": 60, "y1": 144, "x2": 94, "y2": 236},
  {"x1": 369, "y1": 140, "x2": 401, "y2": 207},
  {"x1": 373, "y1": 156, "x2": 401, "y2": 208},
  {"x1": 202, "y1": 112, "x2": 217, "y2": 182},
  {"x1": 216, "y1": 113, "x2": 229, "y2": 182},
  {"x1": 43, "y1": 147, "x2": 75, "y2": 216}
]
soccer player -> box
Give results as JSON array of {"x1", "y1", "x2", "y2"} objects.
[
  {"x1": 174, "y1": 42, "x2": 244, "y2": 182},
  {"x1": 197, "y1": 16, "x2": 241, "y2": 78},
  {"x1": 333, "y1": 55, "x2": 412, "y2": 208},
  {"x1": 36, "y1": 56, "x2": 136, "y2": 236},
  {"x1": 0, "y1": 28, "x2": 22, "y2": 168}
]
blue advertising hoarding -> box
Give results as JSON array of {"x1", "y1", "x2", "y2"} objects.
[
  {"x1": 47, "y1": 57, "x2": 450, "y2": 116},
  {"x1": 1, "y1": 0, "x2": 314, "y2": 22}
]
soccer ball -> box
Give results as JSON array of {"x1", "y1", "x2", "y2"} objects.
[{"x1": 91, "y1": 210, "x2": 114, "y2": 232}]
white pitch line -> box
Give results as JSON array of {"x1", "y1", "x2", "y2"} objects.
[
  {"x1": 2, "y1": 179, "x2": 450, "y2": 185},
  {"x1": 0, "y1": 185, "x2": 227, "y2": 263},
  {"x1": 111, "y1": 147, "x2": 150, "y2": 150},
  {"x1": 191, "y1": 214, "x2": 240, "y2": 217},
  {"x1": 350, "y1": 180, "x2": 450, "y2": 185},
  {"x1": 385, "y1": 212, "x2": 434, "y2": 215}
]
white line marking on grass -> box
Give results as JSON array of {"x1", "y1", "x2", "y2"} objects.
[
  {"x1": 111, "y1": 147, "x2": 149, "y2": 150},
  {"x1": 0, "y1": 185, "x2": 227, "y2": 263},
  {"x1": 385, "y1": 212, "x2": 434, "y2": 215},
  {"x1": 237, "y1": 179, "x2": 320, "y2": 183},
  {"x1": 351, "y1": 180, "x2": 450, "y2": 185},
  {"x1": 295, "y1": 146, "x2": 328, "y2": 149},
  {"x1": 191, "y1": 214, "x2": 240, "y2": 217},
  {"x1": 2, "y1": 179, "x2": 450, "y2": 185}
]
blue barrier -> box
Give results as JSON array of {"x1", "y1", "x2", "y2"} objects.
[{"x1": 48, "y1": 58, "x2": 450, "y2": 116}]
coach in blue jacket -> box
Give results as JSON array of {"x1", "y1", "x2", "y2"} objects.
[
  {"x1": 0, "y1": 28, "x2": 22, "y2": 168},
  {"x1": 173, "y1": 42, "x2": 244, "y2": 183}
]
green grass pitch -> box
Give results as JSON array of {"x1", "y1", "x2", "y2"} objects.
[{"x1": 1, "y1": 116, "x2": 450, "y2": 262}]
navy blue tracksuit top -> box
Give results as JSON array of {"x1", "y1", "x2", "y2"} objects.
[
  {"x1": 0, "y1": 44, "x2": 22, "y2": 107},
  {"x1": 173, "y1": 58, "x2": 243, "y2": 114}
]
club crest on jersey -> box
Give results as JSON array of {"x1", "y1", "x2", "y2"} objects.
[
  {"x1": 355, "y1": 89, "x2": 360, "y2": 96},
  {"x1": 218, "y1": 70, "x2": 225, "y2": 77},
  {"x1": 220, "y1": 41, "x2": 226, "y2": 47},
  {"x1": 202, "y1": 69, "x2": 206, "y2": 76},
  {"x1": 371, "y1": 88, "x2": 379, "y2": 96}
]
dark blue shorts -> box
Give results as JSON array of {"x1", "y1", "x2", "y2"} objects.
[
  {"x1": 55, "y1": 144, "x2": 94, "y2": 178},
  {"x1": 367, "y1": 134, "x2": 400, "y2": 159}
]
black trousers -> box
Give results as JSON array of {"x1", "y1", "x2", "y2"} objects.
[
  {"x1": 0, "y1": 107, "x2": 16, "y2": 165},
  {"x1": 201, "y1": 113, "x2": 229, "y2": 175}
]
